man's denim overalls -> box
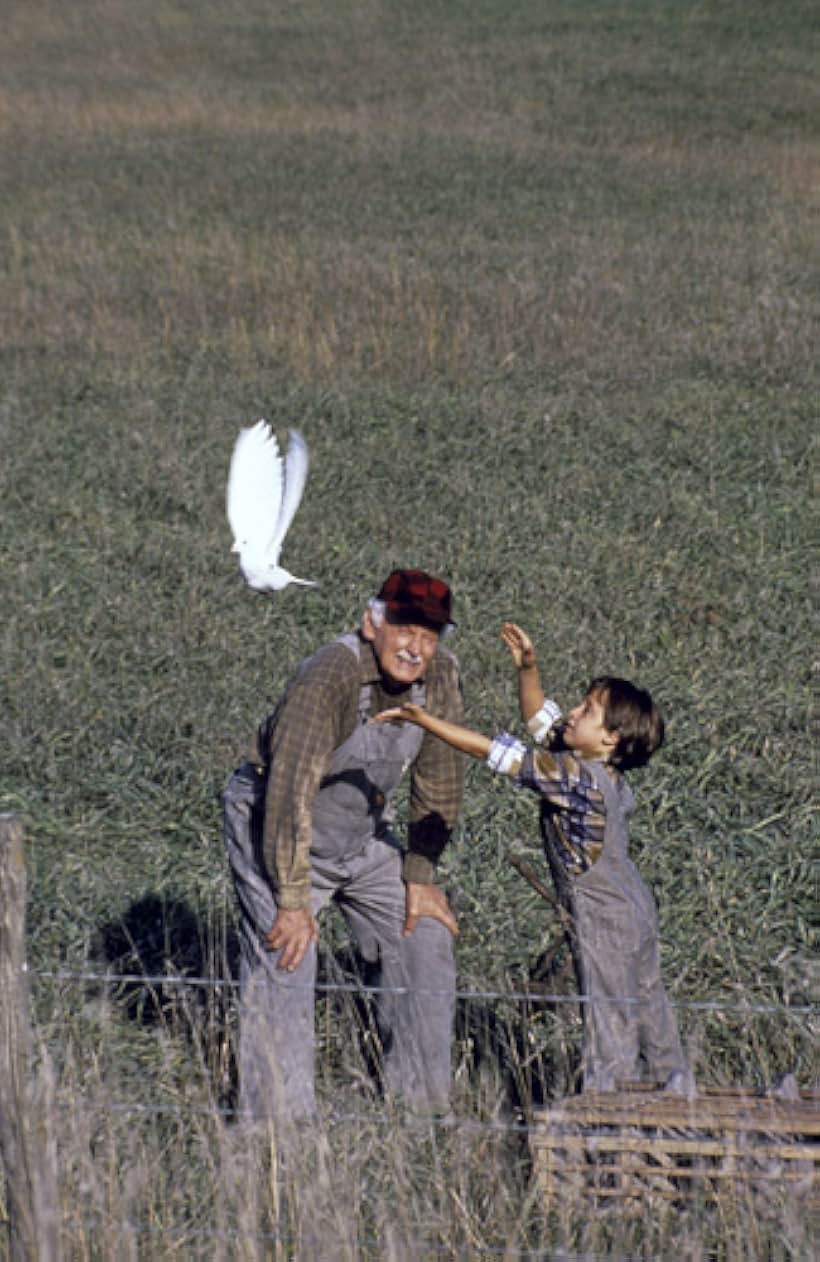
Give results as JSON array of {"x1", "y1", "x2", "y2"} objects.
[{"x1": 223, "y1": 634, "x2": 456, "y2": 1123}]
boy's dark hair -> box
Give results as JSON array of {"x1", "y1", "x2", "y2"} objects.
[{"x1": 588, "y1": 676, "x2": 665, "y2": 772}]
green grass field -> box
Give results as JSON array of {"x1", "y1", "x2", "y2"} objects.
[{"x1": 1, "y1": 1, "x2": 818, "y2": 1255}]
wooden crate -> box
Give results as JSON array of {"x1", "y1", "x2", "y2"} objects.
[{"x1": 530, "y1": 1084, "x2": 819, "y2": 1210}]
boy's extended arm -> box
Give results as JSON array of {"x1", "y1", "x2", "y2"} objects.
[{"x1": 374, "y1": 703, "x2": 491, "y2": 761}]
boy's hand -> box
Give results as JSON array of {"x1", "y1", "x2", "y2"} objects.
[
  {"x1": 500, "y1": 622, "x2": 537, "y2": 670},
  {"x1": 372, "y1": 702, "x2": 425, "y2": 725}
]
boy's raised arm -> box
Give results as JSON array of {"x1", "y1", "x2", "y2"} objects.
[
  {"x1": 500, "y1": 621, "x2": 545, "y2": 721},
  {"x1": 373, "y1": 702, "x2": 491, "y2": 762},
  {"x1": 500, "y1": 622, "x2": 562, "y2": 742}
]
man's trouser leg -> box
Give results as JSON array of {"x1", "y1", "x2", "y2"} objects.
[
  {"x1": 338, "y1": 837, "x2": 456, "y2": 1113},
  {"x1": 223, "y1": 767, "x2": 319, "y2": 1124}
]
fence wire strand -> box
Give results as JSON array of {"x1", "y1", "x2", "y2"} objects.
[
  {"x1": 63, "y1": 1208, "x2": 637, "y2": 1261},
  {"x1": 34, "y1": 966, "x2": 818, "y2": 1016}
]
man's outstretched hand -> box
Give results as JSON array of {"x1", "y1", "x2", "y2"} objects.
[
  {"x1": 265, "y1": 906, "x2": 319, "y2": 972},
  {"x1": 404, "y1": 881, "x2": 459, "y2": 938}
]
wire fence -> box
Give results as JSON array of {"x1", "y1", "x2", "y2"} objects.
[
  {"x1": 18, "y1": 963, "x2": 820, "y2": 1258},
  {"x1": 6, "y1": 841, "x2": 817, "y2": 1260},
  {"x1": 31, "y1": 960, "x2": 817, "y2": 1135},
  {"x1": 36, "y1": 965, "x2": 819, "y2": 1017}
]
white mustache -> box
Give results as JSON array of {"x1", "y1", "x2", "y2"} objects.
[{"x1": 397, "y1": 650, "x2": 423, "y2": 665}]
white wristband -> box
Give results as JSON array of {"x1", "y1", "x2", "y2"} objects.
[
  {"x1": 486, "y1": 733, "x2": 527, "y2": 776},
  {"x1": 526, "y1": 699, "x2": 562, "y2": 744}
]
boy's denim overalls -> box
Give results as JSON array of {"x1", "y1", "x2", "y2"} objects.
[{"x1": 570, "y1": 760, "x2": 687, "y2": 1091}]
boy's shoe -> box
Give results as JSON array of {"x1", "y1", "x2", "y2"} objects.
[
  {"x1": 770, "y1": 1072, "x2": 800, "y2": 1100},
  {"x1": 663, "y1": 1068, "x2": 696, "y2": 1099}
]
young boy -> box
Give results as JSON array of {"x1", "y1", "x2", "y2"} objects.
[{"x1": 375, "y1": 622, "x2": 694, "y2": 1097}]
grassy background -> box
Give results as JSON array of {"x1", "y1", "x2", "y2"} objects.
[{"x1": 1, "y1": 0, "x2": 818, "y2": 1254}]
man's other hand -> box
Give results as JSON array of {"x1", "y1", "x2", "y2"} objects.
[
  {"x1": 403, "y1": 882, "x2": 459, "y2": 938},
  {"x1": 265, "y1": 906, "x2": 319, "y2": 972}
]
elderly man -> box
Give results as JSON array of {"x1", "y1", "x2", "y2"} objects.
[{"x1": 223, "y1": 569, "x2": 464, "y2": 1123}]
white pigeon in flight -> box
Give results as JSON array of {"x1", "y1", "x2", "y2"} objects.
[{"x1": 226, "y1": 420, "x2": 317, "y2": 593}]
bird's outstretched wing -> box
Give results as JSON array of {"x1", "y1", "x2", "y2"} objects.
[
  {"x1": 226, "y1": 420, "x2": 285, "y2": 558},
  {"x1": 269, "y1": 429, "x2": 309, "y2": 559}
]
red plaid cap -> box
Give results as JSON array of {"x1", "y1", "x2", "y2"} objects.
[{"x1": 377, "y1": 568, "x2": 454, "y2": 630}]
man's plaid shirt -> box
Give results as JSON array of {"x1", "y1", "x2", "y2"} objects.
[{"x1": 251, "y1": 635, "x2": 465, "y2": 909}]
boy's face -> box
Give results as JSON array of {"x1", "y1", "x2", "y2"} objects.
[{"x1": 564, "y1": 688, "x2": 619, "y2": 762}]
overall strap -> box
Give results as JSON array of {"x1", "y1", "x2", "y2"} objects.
[
  {"x1": 334, "y1": 633, "x2": 372, "y2": 722},
  {"x1": 587, "y1": 757, "x2": 633, "y2": 827},
  {"x1": 585, "y1": 760, "x2": 635, "y2": 864}
]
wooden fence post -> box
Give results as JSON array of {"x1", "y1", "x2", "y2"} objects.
[{"x1": 0, "y1": 814, "x2": 62, "y2": 1261}]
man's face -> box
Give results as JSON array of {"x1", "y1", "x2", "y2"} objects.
[
  {"x1": 362, "y1": 611, "x2": 441, "y2": 687},
  {"x1": 563, "y1": 689, "x2": 618, "y2": 762}
]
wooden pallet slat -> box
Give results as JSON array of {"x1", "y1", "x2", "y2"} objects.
[{"x1": 530, "y1": 1086, "x2": 819, "y2": 1208}]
